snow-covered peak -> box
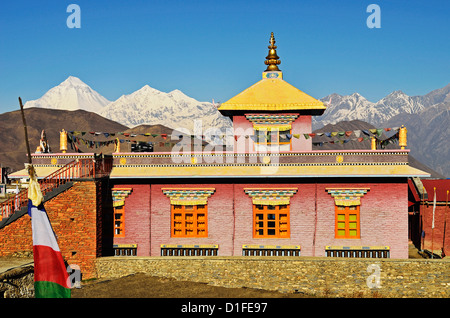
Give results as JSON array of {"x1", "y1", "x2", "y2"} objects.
[
  {"x1": 135, "y1": 84, "x2": 162, "y2": 94},
  {"x1": 24, "y1": 76, "x2": 111, "y2": 113},
  {"x1": 61, "y1": 76, "x2": 87, "y2": 87},
  {"x1": 383, "y1": 90, "x2": 408, "y2": 100}
]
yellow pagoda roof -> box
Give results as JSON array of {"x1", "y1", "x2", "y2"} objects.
[
  {"x1": 219, "y1": 77, "x2": 326, "y2": 112},
  {"x1": 218, "y1": 32, "x2": 326, "y2": 113}
]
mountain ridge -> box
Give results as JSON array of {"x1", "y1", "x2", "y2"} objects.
[
  {"x1": 315, "y1": 83, "x2": 450, "y2": 128},
  {"x1": 0, "y1": 108, "x2": 128, "y2": 172},
  {"x1": 98, "y1": 84, "x2": 232, "y2": 132},
  {"x1": 9, "y1": 76, "x2": 450, "y2": 177}
]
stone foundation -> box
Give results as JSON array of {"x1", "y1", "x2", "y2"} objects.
[{"x1": 96, "y1": 256, "x2": 450, "y2": 297}]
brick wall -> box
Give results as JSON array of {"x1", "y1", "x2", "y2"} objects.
[
  {"x1": 114, "y1": 180, "x2": 409, "y2": 259},
  {"x1": 113, "y1": 184, "x2": 151, "y2": 256},
  {"x1": 314, "y1": 182, "x2": 409, "y2": 259},
  {"x1": 0, "y1": 212, "x2": 32, "y2": 256},
  {"x1": 420, "y1": 204, "x2": 450, "y2": 256},
  {"x1": 0, "y1": 181, "x2": 101, "y2": 279},
  {"x1": 150, "y1": 183, "x2": 235, "y2": 256},
  {"x1": 233, "y1": 183, "x2": 312, "y2": 255},
  {"x1": 1, "y1": 178, "x2": 411, "y2": 281}
]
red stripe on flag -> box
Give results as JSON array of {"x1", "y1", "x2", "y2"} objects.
[{"x1": 33, "y1": 245, "x2": 70, "y2": 289}]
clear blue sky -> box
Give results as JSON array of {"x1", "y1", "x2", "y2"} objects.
[{"x1": 0, "y1": 0, "x2": 449, "y2": 113}]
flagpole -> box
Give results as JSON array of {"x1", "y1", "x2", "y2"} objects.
[
  {"x1": 421, "y1": 186, "x2": 425, "y2": 253},
  {"x1": 444, "y1": 190, "x2": 449, "y2": 257},
  {"x1": 19, "y1": 97, "x2": 32, "y2": 166},
  {"x1": 432, "y1": 187, "x2": 436, "y2": 259}
]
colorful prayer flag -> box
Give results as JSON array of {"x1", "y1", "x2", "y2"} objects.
[{"x1": 27, "y1": 168, "x2": 71, "y2": 298}]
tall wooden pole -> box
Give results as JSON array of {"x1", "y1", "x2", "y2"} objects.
[
  {"x1": 421, "y1": 186, "x2": 425, "y2": 252},
  {"x1": 431, "y1": 187, "x2": 436, "y2": 259},
  {"x1": 19, "y1": 97, "x2": 32, "y2": 165},
  {"x1": 444, "y1": 190, "x2": 449, "y2": 257}
]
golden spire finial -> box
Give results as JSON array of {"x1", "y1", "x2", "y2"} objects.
[{"x1": 264, "y1": 32, "x2": 281, "y2": 72}]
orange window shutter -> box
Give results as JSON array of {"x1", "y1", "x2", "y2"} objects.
[
  {"x1": 114, "y1": 206, "x2": 125, "y2": 238},
  {"x1": 335, "y1": 205, "x2": 360, "y2": 239},
  {"x1": 253, "y1": 204, "x2": 290, "y2": 238},
  {"x1": 171, "y1": 204, "x2": 208, "y2": 238}
]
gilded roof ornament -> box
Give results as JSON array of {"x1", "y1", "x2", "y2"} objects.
[{"x1": 264, "y1": 32, "x2": 281, "y2": 72}]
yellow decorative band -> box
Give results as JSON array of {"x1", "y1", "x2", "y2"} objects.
[
  {"x1": 113, "y1": 244, "x2": 137, "y2": 248},
  {"x1": 246, "y1": 114, "x2": 298, "y2": 125},
  {"x1": 244, "y1": 188, "x2": 297, "y2": 205},
  {"x1": 252, "y1": 199, "x2": 291, "y2": 206},
  {"x1": 161, "y1": 244, "x2": 218, "y2": 249},
  {"x1": 325, "y1": 246, "x2": 389, "y2": 250},
  {"x1": 219, "y1": 103, "x2": 326, "y2": 110},
  {"x1": 243, "y1": 245, "x2": 301, "y2": 250},
  {"x1": 253, "y1": 124, "x2": 291, "y2": 131},
  {"x1": 162, "y1": 188, "x2": 215, "y2": 205},
  {"x1": 334, "y1": 199, "x2": 362, "y2": 206},
  {"x1": 170, "y1": 199, "x2": 208, "y2": 206},
  {"x1": 113, "y1": 201, "x2": 125, "y2": 207},
  {"x1": 326, "y1": 188, "x2": 369, "y2": 206}
]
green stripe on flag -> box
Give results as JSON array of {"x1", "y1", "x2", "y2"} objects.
[{"x1": 35, "y1": 281, "x2": 71, "y2": 298}]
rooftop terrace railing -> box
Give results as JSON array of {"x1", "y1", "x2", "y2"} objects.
[{"x1": 0, "y1": 157, "x2": 112, "y2": 221}]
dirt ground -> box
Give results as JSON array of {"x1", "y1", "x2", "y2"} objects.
[{"x1": 71, "y1": 273, "x2": 310, "y2": 298}]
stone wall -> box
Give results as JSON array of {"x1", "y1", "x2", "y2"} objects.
[
  {"x1": 95, "y1": 256, "x2": 450, "y2": 297},
  {"x1": 0, "y1": 266, "x2": 34, "y2": 298}
]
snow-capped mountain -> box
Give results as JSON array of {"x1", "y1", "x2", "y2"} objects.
[
  {"x1": 24, "y1": 76, "x2": 448, "y2": 135},
  {"x1": 98, "y1": 85, "x2": 232, "y2": 132},
  {"x1": 17, "y1": 76, "x2": 449, "y2": 176},
  {"x1": 383, "y1": 100, "x2": 450, "y2": 177},
  {"x1": 315, "y1": 93, "x2": 375, "y2": 128},
  {"x1": 314, "y1": 84, "x2": 450, "y2": 129},
  {"x1": 24, "y1": 76, "x2": 110, "y2": 113}
]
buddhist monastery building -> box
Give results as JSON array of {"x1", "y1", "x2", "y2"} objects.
[{"x1": 0, "y1": 33, "x2": 433, "y2": 279}]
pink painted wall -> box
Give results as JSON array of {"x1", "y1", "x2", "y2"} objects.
[
  {"x1": 232, "y1": 183, "x2": 315, "y2": 255},
  {"x1": 313, "y1": 182, "x2": 409, "y2": 259},
  {"x1": 291, "y1": 115, "x2": 312, "y2": 151},
  {"x1": 231, "y1": 114, "x2": 313, "y2": 152},
  {"x1": 232, "y1": 116, "x2": 255, "y2": 153},
  {"x1": 113, "y1": 184, "x2": 151, "y2": 256},
  {"x1": 115, "y1": 181, "x2": 409, "y2": 259},
  {"x1": 149, "y1": 184, "x2": 235, "y2": 256}
]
